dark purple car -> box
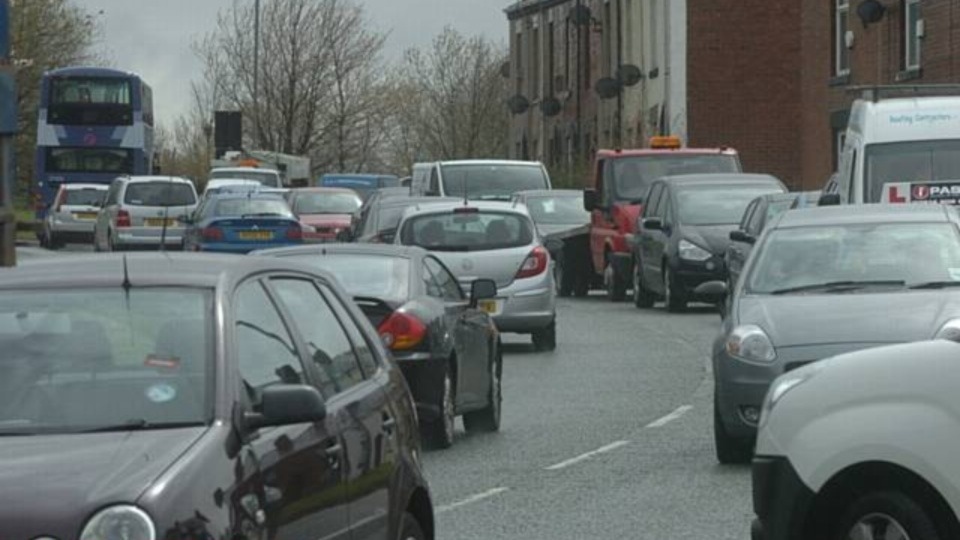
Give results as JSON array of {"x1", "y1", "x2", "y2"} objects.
[{"x1": 0, "y1": 253, "x2": 433, "y2": 540}]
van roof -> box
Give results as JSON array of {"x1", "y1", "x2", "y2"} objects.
[{"x1": 850, "y1": 96, "x2": 960, "y2": 144}]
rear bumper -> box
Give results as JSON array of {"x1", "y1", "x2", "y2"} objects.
[
  {"x1": 197, "y1": 239, "x2": 303, "y2": 254},
  {"x1": 493, "y1": 282, "x2": 556, "y2": 333},
  {"x1": 752, "y1": 456, "x2": 814, "y2": 540},
  {"x1": 672, "y1": 257, "x2": 727, "y2": 299},
  {"x1": 395, "y1": 353, "x2": 446, "y2": 422},
  {"x1": 48, "y1": 220, "x2": 96, "y2": 235}
]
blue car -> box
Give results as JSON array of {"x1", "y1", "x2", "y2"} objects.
[
  {"x1": 183, "y1": 192, "x2": 304, "y2": 253},
  {"x1": 317, "y1": 173, "x2": 400, "y2": 201}
]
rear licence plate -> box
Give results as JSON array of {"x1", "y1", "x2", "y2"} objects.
[
  {"x1": 478, "y1": 299, "x2": 500, "y2": 315},
  {"x1": 145, "y1": 218, "x2": 177, "y2": 227},
  {"x1": 73, "y1": 212, "x2": 98, "y2": 220},
  {"x1": 239, "y1": 230, "x2": 273, "y2": 240}
]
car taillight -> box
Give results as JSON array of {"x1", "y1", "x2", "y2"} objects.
[
  {"x1": 378, "y1": 311, "x2": 427, "y2": 350},
  {"x1": 115, "y1": 210, "x2": 131, "y2": 228},
  {"x1": 286, "y1": 224, "x2": 303, "y2": 241},
  {"x1": 516, "y1": 246, "x2": 549, "y2": 279},
  {"x1": 202, "y1": 226, "x2": 223, "y2": 241}
]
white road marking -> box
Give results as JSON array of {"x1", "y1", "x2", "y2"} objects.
[
  {"x1": 645, "y1": 405, "x2": 694, "y2": 428},
  {"x1": 544, "y1": 440, "x2": 631, "y2": 471},
  {"x1": 436, "y1": 487, "x2": 510, "y2": 514}
]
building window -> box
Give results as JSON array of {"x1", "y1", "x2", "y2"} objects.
[
  {"x1": 834, "y1": 0, "x2": 850, "y2": 76},
  {"x1": 515, "y1": 31, "x2": 524, "y2": 95},
  {"x1": 904, "y1": 0, "x2": 921, "y2": 71},
  {"x1": 547, "y1": 22, "x2": 555, "y2": 95}
]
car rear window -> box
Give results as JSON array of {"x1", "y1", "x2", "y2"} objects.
[
  {"x1": 64, "y1": 188, "x2": 106, "y2": 206},
  {"x1": 400, "y1": 210, "x2": 534, "y2": 251},
  {"x1": 294, "y1": 192, "x2": 362, "y2": 215},
  {"x1": 289, "y1": 254, "x2": 410, "y2": 302},
  {"x1": 124, "y1": 182, "x2": 197, "y2": 206},
  {"x1": 0, "y1": 288, "x2": 212, "y2": 435},
  {"x1": 210, "y1": 170, "x2": 281, "y2": 187},
  {"x1": 212, "y1": 198, "x2": 293, "y2": 218}
]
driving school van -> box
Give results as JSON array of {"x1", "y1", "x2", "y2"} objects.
[{"x1": 823, "y1": 89, "x2": 960, "y2": 206}]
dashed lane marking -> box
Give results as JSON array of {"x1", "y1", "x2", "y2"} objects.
[
  {"x1": 645, "y1": 405, "x2": 694, "y2": 428},
  {"x1": 436, "y1": 487, "x2": 510, "y2": 514},
  {"x1": 543, "y1": 440, "x2": 631, "y2": 471}
]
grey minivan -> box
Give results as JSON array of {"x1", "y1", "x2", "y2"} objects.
[{"x1": 94, "y1": 176, "x2": 199, "y2": 252}]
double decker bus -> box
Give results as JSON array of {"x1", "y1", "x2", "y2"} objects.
[{"x1": 34, "y1": 67, "x2": 155, "y2": 219}]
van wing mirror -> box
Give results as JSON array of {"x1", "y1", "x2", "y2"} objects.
[{"x1": 583, "y1": 188, "x2": 598, "y2": 212}]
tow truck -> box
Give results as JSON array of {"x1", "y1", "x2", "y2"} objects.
[{"x1": 582, "y1": 136, "x2": 742, "y2": 301}]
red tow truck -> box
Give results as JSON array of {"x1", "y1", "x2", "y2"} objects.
[{"x1": 582, "y1": 137, "x2": 742, "y2": 300}]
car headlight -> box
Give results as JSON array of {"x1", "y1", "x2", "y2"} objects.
[
  {"x1": 759, "y1": 364, "x2": 823, "y2": 429},
  {"x1": 80, "y1": 505, "x2": 155, "y2": 540},
  {"x1": 935, "y1": 318, "x2": 960, "y2": 342},
  {"x1": 725, "y1": 324, "x2": 776, "y2": 363},
  {"x1": 678, "y1": 239, "x2": 712, "y2": 262}
]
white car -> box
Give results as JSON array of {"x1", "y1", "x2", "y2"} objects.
[
  {"x1": 41, "y1": 183, "x2": 108, "y2": 249},
  {"x1": 752, "y1": 338, "x2": 960, "y2": 540},
  {"x1": 203, "y1": 178, "x2": 261, "y2": 195},
  {"x1": 209, "y1": 167, "x2": 282, "y2": 188}
]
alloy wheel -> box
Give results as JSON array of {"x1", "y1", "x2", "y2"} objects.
[{"x1": 846, "y1": 513, "x2": 911, "y2": 540}]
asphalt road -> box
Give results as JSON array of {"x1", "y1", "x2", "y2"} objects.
[{"x1": 14, "y1": 242, "x2": 751, "y2": 540}]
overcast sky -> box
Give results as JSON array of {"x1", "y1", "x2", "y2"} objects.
[{"x1": 75, "y1": 0, "x2": 508, "y2": 124}]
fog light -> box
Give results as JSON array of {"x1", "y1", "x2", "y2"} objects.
[
  {"x1": 706, "y1": 261, "x2": 716, "y2": 271},
  {"x1": 740, "y1": 406, "x2": 761, "y2": 425}
]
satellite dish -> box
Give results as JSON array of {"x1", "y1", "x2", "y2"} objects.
[
  {"x1": 595, "y1": 77, "x2": 622, "y2": 100},
  {"x1": 500, "y1": 62, "x2": 511, "y2": 79},
  {"x1": 540, "y1": 97, "x2": 562, "y2": 117},
  {"x1": 618, "y1": 64, "x2": 643, "y2": 87},
  {"x1": 570, "y1": 5, "x2": 593, "y2": 26},
  {"x1": 857, "y1": 0, "x2": 885, "y2": 25},
  {"x1": 507, "y1": 95, "x2": 530, "y2": 115}
]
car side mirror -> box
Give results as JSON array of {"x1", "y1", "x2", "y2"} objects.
[
  {"x1": 729, "y1": 230, "x2": 756, "y2": 245},
  {"x1": 244, "y1": 385, "x2": 327, "y2": 431},
  {"x1": 583, "y1": 188, "x2": 597, "y2": 212},
  {"x1": 470, "y1": 278, "x2": 498, "y2": 307},
  {"x1": 642, "y1": 217, "x2": 663, "y2": 231},
  {"x1": 818, "y1": 193, "x2": 841, "y2": 206},
  {"x1": 694, "y1": 280, "x2": 729, "y2": 304}
]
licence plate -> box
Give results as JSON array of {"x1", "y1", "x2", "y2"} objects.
[
  {"x1": 73, "y1": 212, "x2": 98, "y2": 220},
  {"x1": 478, "y1": 299, "x2": 500, "y2": 315},
  {"x1": 145, "y1": 218, "x2": 177, "y2": 227},
  {"x1": 239, "y1": 230, "x2": 274, "y2": 240}
]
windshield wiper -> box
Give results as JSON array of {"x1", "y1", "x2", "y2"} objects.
[
  {"x1": 909, "y1": 281, "x2": 960, "y2": 290},
  {"x1": 769, "y1": 280, "x2": 906, "y2": 295},
  {"x1": 78, "y1": 419, "x2": 204, "y2": 433}
]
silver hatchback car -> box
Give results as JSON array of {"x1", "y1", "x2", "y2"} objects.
[
  {"x1": 41, "y1": 183, "x2": 108, "y2": 249},
  {"x1": 94, "y1": 176, "x2": 199, "y2": 251},
  {"x1": 396, "y1": 201, "x2": 558, "y2": 350}
]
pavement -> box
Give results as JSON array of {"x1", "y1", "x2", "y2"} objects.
[{"x1": 12, "y1": 242, "x2": 752, "y2": 540}]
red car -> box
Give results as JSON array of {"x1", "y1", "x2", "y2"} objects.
[{"x1": 286, "y1": 187, "x2": 363, "y2": 242}]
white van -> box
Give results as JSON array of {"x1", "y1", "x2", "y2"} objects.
[
  {"x1": 209, "y1": 167, "x2": 283, "y2": 189},
  {"x1": 823, "y1": 89, "x2": 960, "y2": 205},
  {"x1": 410, "y1": 160, "x2": 552, "y2": 200}
]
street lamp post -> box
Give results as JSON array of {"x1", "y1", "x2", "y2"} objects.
[{"x1": 253, "y1": 0, "x2": 261, "y2": 148}]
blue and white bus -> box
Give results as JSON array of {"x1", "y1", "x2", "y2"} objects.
[{"x1": 34, "y1": 67, "x2": 155, "y2": 218}]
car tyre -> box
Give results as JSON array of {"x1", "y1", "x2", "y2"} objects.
[
  {"x1": 604, "y1": 257, "x2": 627, "y2": 302},
  {"x1": 714, "y1": 398, "x2": 752, "y2": 464},
  {"x1": 664, "y1": 267, "x2": 687, "y2": 313},
  {"x1": 398, "y1": 512, "x2": 428, "y2": 540},
  {"x1": 833, "y1": 491, "x2": 942, "y2": 540},
  {"x1": 532, "y1": 320, "x2": 557, "y2": 352},
  {"x1": 422, "y1": 364, "x2": 455, "y2": 450},
  {"x1": 633, "y1": 257, "x2": 655, "y2": 308},
  {"x1": 463, "y1": 350, "x2": 501, "y2": 433}
]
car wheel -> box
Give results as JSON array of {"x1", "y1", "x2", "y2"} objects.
[
  {"x1": 463, "y1": 349, "x2": 502, "y2": 433},
  {"x1": 422, "y1": 364, "x2": 455, "y2": 450},
  {"x1": 664, "y1": 267, "x2": 687, "y2": 313},
  {"x1": 834, "y1": 491, "x2": 942, "y2": 540},
  {"x1": 632, "y1": 257, "x2": 655, "y2": 309},
  {"x1": 398, "y1": 512, "x2": 427, "y2": 540},
  {"x1": 532, "y1": 319, "x2": 557, "y2": 352},
  {"x1": 714, "y1": 397, "x2": 752, "y2": 464},
  {"x1": 604, "y1": 258, "x2": 627, "y2": 302}
]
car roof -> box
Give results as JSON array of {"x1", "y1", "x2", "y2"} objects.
[
  {"x1": 289, "y1": 187, "x2": 361, "y2": 196},
  {"x1": 657, "y1": 173, "x2": 783, "y2": 187},
  {"x1": 206, "y1": 179, "x2": 261, "y2": 187},
  {"x1": 321, "y1": 173, "x2": 398, "y2": 179},
  {"x1": 212, "y1": 167, "x2": 280, "y2": 174},
  {"x1": 122, "y1": 176, "x2": 194, "y2": 185},
  {"x1": 206, "y1": 191, "x2": 287, "y2": 201},
  {"x1": 378, "y1": 196, "x2": 460, "y2": 208},
  {"x1": 515, "y1": 189, "x2": 581, "y2": 198},
  {"x1": 400, "y1": 200, "x2": 531, "y2": 217},
  {"x1": 757, "y1": 192, "x2": 799, "y2": 203},
  {"x1": 774, "y1": 204, "x2": 956, "y2": 229},
  {"x1": 60, "y1": 183, "x2": 108, "y2": 190},
  {"x1": 596, "y1": 147, "x2": 739, "y2": 158},
  {"x1": 255, "y1": 243, "x2": 427, "y2": 260},
  {"x1": 0, "y1": 253, "x2": 331, "y2": 290},
  {"x1": 424, "y1": 159, "x2": 544, "y2": 167}
]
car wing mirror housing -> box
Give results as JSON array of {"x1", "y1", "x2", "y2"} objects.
[
  {"x1": 245, "y1": 384, "x2": 327, "y2": 431},
  {"x1": 470, "y1": 278, "x2": 498, "y2": 307},
  {"x1": 694, "y1": 280, "x2": 729, "y2": 304}
]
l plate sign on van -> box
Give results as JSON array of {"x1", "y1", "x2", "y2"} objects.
[{"x1": 882, "y1": 182, "x2": 960, "y2": 204}]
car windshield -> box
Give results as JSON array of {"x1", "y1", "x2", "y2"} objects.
[
  {"x1": 765, "y1": 198, "x2": 795, "y2": 221},
  {"x1": 294, "y1": 192, "x2": 362, "y2": 215},
  {"x1": 866, "y1": 140, "x2": 960, "y2": 202},
  {"x1": 441, "y1": 164, "x2": 548, "y2": 200},
  {"x1": 612, "y1": 155, "x2": 741, "y2": 200},
  {"x1": 212, "y1": 198, "x2": 292, "y2": 218},
  {"x1": 289, "y1": 254, "x2": 410, "y2": 302},
  {"x1": 524, "y1": 195, "x2": 590, "y2": 225},
  {"x1": 210, "y1": 170, "x2": 280, "y2": 187},
  {"x1": 401, "y1": 210, "x2": 534, "y2": 251},
  {"x1": 677, "y1": 186, "x2": 783, "y2": 225},
  {"x1": 747, "y1": 223, "x2": 960, "y2": 294},
  {"x1": 0, "y1": 288, "x2": 212, "y2": 435},
  {"x1": 63, "y1": 188, "x2": 106, "y2": 206},
  {"x1": 124, "y1": 182, "x2": 196, "y2": 206}
]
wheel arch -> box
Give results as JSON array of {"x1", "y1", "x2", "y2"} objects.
[
  {"x1": 804, "y1": 460, "x2": 960, "y2": 538},
  {"x1": 405, "y1": 486, "x2": 435, "y2": 540}
]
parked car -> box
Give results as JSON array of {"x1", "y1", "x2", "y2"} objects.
[
  {"x1": 255, "y1": 244, "x2": 503, "y2": 449},
  {"x1": 396, "y1": 201, "x2": 558, "y2": 351},
  {"x1": 317, "y1": 173, "x2": 401, "y2": 201},
  {"x1": 0, "y1": 253, "x2": 434, "y2": 540},
  {"x1": 752, "y1": 338, "x2": 960, "y2": 540},
  {"x1": 182, "y1": 192, "x2": 303, "y2": 253},
  {"x1": 209, "y1": 166, "x2": 282, "y2": 188},
  {"x1": 285, "y1": 187, "x2": 362, "y2": 242},
  {"x1": 351, "y1": 196, "x2": 458, "y2": 244},
  {"x1": 202, "y1": 178, "x2": 261, "y2": 196},
  {"x1": 512, "y1": 189, "x2": 592, "y2": 297},
  {"x1": 93, "y1": 176, "x2": 199, "y2": 252},
  {"x1": 726, "y1": 192, "x2": 798, "y2": 290},
  {"x1": 41, "y1": 183, "x2": 108, "y2": 248},
  {"x1": 632, "y1": 174, "x2": 787, "y2": 311},
  {"x1": 410, "y1": 160, "x2": 552, "y2": 200},
  {"x1": 709, "y1": 204, "x2": 960, "y2": 464}
]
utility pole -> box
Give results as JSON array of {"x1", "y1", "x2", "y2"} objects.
[
  {"x1": 253, "y1": 0, "x2": 261, "y2": 149},
  {"x1": 0, "y1": 0, "x2": 16, "y2": 267},
  {"x1": 575, "y1": 0, "x2": 582, "y2": 161}
]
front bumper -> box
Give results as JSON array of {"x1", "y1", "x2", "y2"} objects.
[
  {"x1": 491, "y1": 280, "x2": 556, "y2": 334},
  {"x1": 714, "y1": 347, "x2": 775, "y2": 440},
  {"x1": 751, "y1": 456, "x2": 814, "y2": 540},
  {"x1": 673, "y1": 256, "x2": 727, "y2": 299},
  {"x1": 395, "y1": 353, "x2": 446, "y2": 422}
]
